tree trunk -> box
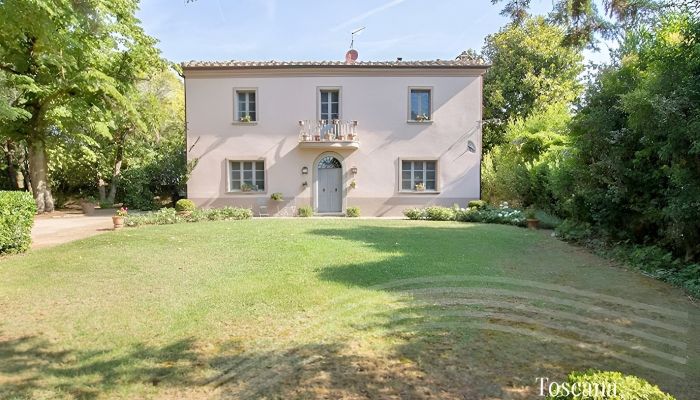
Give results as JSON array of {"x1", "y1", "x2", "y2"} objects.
[
  {"x1": 28, "y1": 136, "x2": 54, "y2": 213},
  {"x1": 106, "y1": 134, "x2": 125, "y2": 204},
  {"x1": 4, "y1": 141, "x2": 22, "y2": 190}
]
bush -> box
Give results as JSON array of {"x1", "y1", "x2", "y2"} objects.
[
  {"x1": 125, "y1": 208, "x2": 179, "y2": 227},
  {"x1": 455, "y1": 203, "x2": 525, "y2": 226},
  {"x1": 468, "y1": 200, "x2": 487, "y2": 210},
  {"x1": 424, "y1": 206, "x2": 456, "y2": 221},
  {"x1": 126, "y1": 206, "x2": 252, "y2": 227},
  {"x1": 403, "y1": 208, "x2": 426, "y2": 220},
  {"x1": 0, "y1": 191, "x2": 36, "y2": 254},
  {"x1": 175, "y1": 199, "x2": 196, "y2": 212},
  {"x1": 546, "y1": 370, "x2": 675, "y2": 399},
  {"x1": 346, "y1": 206, "x2": 360, "y2": 218},
  {"x1": 298, "y1": 205, "x2": 313, "y2": 217}
]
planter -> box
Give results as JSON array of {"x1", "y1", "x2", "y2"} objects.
[
  {"x1": 81, "y1": 202, "x2": 96, "y2": 215},
  {"x1": 313, "y1": 135, "x2": 321, "y2": 141},
  {"x1": 347, "y1": 134, "x2": 356, "y2": 141},
  {"x1": 337, "y1": 135, "x2": 346, "y2": 141},
  {"x1": 112, "y1": 216, "x2": 124, "y2": 229},
  {"x1": 527, "y1": 218, "x2": 540, "y2": 230},
  {"x1": 302, "y1": 134, "x2": 311, "y2": 141}
]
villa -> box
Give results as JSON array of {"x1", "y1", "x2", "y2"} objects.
[{"x1": 182, "y1": 52, "x2": 488, "y2": 216}]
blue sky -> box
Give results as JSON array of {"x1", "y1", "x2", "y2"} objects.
[{"x1": 137, "y1": 0, "x2": 607, "y2": 63}]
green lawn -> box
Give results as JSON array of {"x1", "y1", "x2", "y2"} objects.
[{"x1": 1, "y1": 219, "x2": 697, "y2": 399}]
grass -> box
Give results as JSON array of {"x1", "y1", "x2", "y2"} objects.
[{"x1": 0, "y1": 219, "x2": 697, "y2": 399}]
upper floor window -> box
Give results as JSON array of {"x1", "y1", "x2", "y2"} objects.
[
  {"x1": 235, "y1": 89, "x2": 257, "y2": 122},
  {"x1": 319, "y1": 89, "x2": 340, "y2": 121},
  {"x1": 230, "y1": 160, "x2": 265, "y2": 192},
  {"x1": 409, "y1": 88, "x2": 432, "y2": 122},
  {"x1": 401, "y1": 160, "x2": 437, "y2": 192}
]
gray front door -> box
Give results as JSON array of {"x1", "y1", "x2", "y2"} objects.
[{"x1": 317, "y1": 158, "x2": 342, "y2": 213}]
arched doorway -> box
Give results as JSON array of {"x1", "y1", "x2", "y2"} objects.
[{"x1": 314, "y1": 154, "x2": 343, "y2": 213}]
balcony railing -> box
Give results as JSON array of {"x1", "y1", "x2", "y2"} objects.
[{"x1": 298, "y1": 120, "x2": 358, "y2": 143}]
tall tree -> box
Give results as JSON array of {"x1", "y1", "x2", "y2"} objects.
[
  {"x1": 0, "y1": 0, "x2": 157, "y2": 212},
  {"x1": 481, "y1": 16, "x2": 584, "y2": 152}
]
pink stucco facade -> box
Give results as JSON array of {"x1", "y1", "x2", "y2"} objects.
[{"x1": 183, "y1": 61, "x2": 487, "y2": 216}]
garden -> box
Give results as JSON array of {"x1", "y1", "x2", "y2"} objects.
[{"x1": 0, "y1": 218, "x2": 695, "y2": 399}]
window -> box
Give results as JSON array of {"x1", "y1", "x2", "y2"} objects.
[
  {"x1": 319, "y1": 89, "x2": 340, "y2": 121},
  {"x1": 235, "y1": 89, "x2": 256, "y2": 122},
  {"x1": 401, "y1": 160, "x2": 437, "y2": 191},
  {"x1": 229, "y1": 160, "x2": 265, "y2": 192},
  {"x1": 409, "y1": 88, "x2": 431, "y2": 121}
]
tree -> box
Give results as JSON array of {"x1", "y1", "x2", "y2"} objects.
[
  {"x1": 481, "y1": 17, "x2": 584, "y2": 152},
  {"x1": 0, "y1": 0, "x2": 158, "y2": 212}
]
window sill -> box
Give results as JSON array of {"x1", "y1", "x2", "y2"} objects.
[
  {"x1": 232, "y1": 121, "x2": 258, "y2": 126},
  {"x1": 399, "y1": 190, "x2": 440, "y2": 195},
  {"x1": 225, "y1": 191, "x2": 267, "y2": 195},
  {"x1": 407, "y1": 120, "x2": 433, "y2": 124}
]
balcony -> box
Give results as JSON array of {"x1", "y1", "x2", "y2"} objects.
[{"x1": 298, "y1": 120, "x2": 359, "y2": 150}]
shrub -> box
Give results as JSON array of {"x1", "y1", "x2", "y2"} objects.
[
  {"x1": 0, "y1": 191, "x2": 36, "y2": 254},
  {"x1": 455, "y1": 204, "x2": 525, "y2": 226},
  {"x1": 346, "y1": 206, "x2": 360, "y2": 218},
  {"x1": 298, "y1": 205, "x2": 313, "y2": 217},
  {"x1": 468, "y1": 200, "x2": 487, "y2": 210},
  {"x1": 175, "y1": 199, "x2": 196, "y2": 212},
  {"x1": 424, "y1": 206, "x2": 456, "y2": 221},
  {"x1": 125, "y1": 208, "x2": 179, "y2": 227},
  {"x1": 403, "y1": 208, "x2": 426, "y2": 220},
  {"x1": 270, "y1": 192, "x2": 283, "y2": 201},
  {"x1": 546, "y1": 370, "x2": 675, "y2": 400}
]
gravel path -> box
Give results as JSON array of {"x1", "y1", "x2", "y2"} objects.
[{"x1": 31, "y1": 210, "x2": 114, "y2": 249}]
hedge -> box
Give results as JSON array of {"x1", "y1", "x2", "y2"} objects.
[{"x1": 0, "y1": 191, "x2": 36, "y2": 255}]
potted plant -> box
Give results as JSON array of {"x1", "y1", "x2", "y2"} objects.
[
  {"x1": 337, "y1": 133, "x2": 346, "y2": 141},
  {"x1": 313, "y1": 133, "x2": 321, "y2": 141},
  {"x1": 113, "y1": 207, "x2": 127, "y2": 229},
  {"x1": 241, "y1": 183, "x2": 253, "y2": 192},
  {"x1": 324, "y1": 132, "x2": 333, "y2": 141},
  {"x1": 526, "y1": 208, "x2": 539, "y2": 230},
  {"x1": 81, "y1": 196, "x2": 97, "y2": 215},
  {"x1": 271, "y1": 192, "x2": 283, "y2": 201},
  {"x1": 301, "y1": 133, "x2": 311, "y2": 141},
  {"x1": 347, "y1": 132, "x2": 356, "y2": 141},
  {"x1": 240, "y1": 114, "x2": 253, "y2": 123},
  {"x1": 415, "y1": 182, "x2": 425, "y2": 192},
  {"x1": 416, "y1": 113, "x2": 431, "y2": 122},
  {"x1": 349, "y1": 180, "x2": 357, "y2": 189},
  {"x1": 175, "y1": 199, "x2": 196, "y2": 216}
]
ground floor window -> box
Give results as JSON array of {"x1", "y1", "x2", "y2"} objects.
[
  {"x1": 230, "y1": 160, "x2": 265, "y2": 192},
  {"x1": 401, "y1": 160, "x2": 437, "y2": 191}
]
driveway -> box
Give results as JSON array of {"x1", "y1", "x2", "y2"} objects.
[{"x1": 31, "y1": 209, "x2": 114, "y2": 249}]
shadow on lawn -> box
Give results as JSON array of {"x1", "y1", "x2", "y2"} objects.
[{"x1": 0, "y1": 335, "x2": 204, "y2": 399}]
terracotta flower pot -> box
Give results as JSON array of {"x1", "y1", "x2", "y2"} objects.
[
  {"x1": 112, "y1": 216, "x2": 124, "y2": 229},
  {"x1": 527, "y1": 218, "x2": 539, "y2": 230}
]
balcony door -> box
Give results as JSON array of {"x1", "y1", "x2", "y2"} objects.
[
  {"x1": 316, "y1": 155, "x2": 342, "y2": 213},
  {"x1": 319, "y1": 89, "x2": 340, "y2": 121}
]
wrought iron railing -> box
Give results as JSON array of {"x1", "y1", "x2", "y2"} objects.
[{"x1": 298, "y1": 120, "x2": 358, "y2": 142}]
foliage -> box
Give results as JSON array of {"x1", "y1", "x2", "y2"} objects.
[
  {"x1": 467, "y1": 200, "x2": 488, "y2": 209},
  {"x1": 125, "y1": 206, "x2": 252, "y2": 227},
  {"x1": 424, "y1": 206, "x2": 456, "y2": 221},
  {"x1": 298, "y1": 205, "x2": 313, "y2": 217},
  {"x1": 346, "y1": 206, "x2": 360, "y2": 218},
  {"x1": 482, "y1": 17, "x2": 584, "y2": 152},
  {"x1": 0, "y1": 190, "x2": 36, "y2": 254},
  {"x1": 403, "y1": 208, "x2": 427, "y2": 220},
  {"x1": 563, "y1": 14, "x2": 700, "y2": 262},
  {"x1": 175, "y1": 199, "x2": 196, "y2": 212},
  {"x1": 455, "y1": 203, "x2": 526, "y2": 227},
  {"x1": 547, "y1": 370, "x2": 675, "y2": 399},
  {"x1": 483, "y1": 103, "x2": 572, "y2": 210},
  {"x1": 270, "y1": 192, "x2": 283, "y2": 201},
  {"x1": 0, "y1": 0, "x2": 162, "y2": 212}
]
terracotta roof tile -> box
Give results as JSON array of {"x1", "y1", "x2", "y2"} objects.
[{"x1": 181, "y1": 55, "x2": 488, "y2": 69}]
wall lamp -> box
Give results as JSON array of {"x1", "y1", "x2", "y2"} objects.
[
  {"x1": 301, "y1": 166, "x2": 308, "y2": 175},
  {"x1": 350, "y1": 166, "x2": 358, "y2": 175}
]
